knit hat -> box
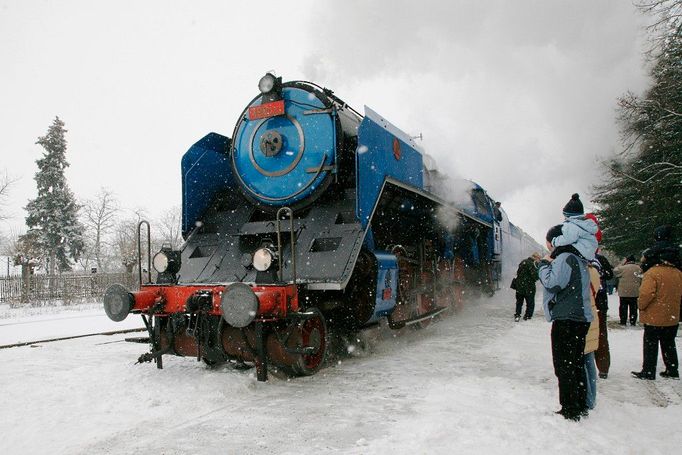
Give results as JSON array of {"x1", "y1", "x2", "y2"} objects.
[
  {"x1": 546, "y1": 224, "x2": 563, "y2": 243},
  {"x1": 562, "y1": 193, "x2": 584, "y2": 217},
  {"x1": 654, "y1": 224, "x2": 672, "y2": 241},
  {"x1": 584, "y1": 213, "x2": 602, "y2": 242}
]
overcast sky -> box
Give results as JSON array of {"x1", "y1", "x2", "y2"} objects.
[{"x1": 0, "y1": 0, "x2": 650, "y2": 244}]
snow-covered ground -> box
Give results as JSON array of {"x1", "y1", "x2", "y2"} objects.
[{"x1": 1, "y1": 292, "x2": 681, "y2": 455}]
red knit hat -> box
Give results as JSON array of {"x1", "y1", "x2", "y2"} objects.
[{"x1": 584, "y1": 213, "x2": 602, "y2": 243}]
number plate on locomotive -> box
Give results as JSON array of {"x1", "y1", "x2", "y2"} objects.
[{"x1": 248, "y1": 100, "x2": 285, "y2": 120}]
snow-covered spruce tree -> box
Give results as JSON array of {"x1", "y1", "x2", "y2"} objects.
[
  {"x1": 21, "y1": 117, "x2": 85, "y2": 274},
  {"x1": 593, "y1": 1, "x2": 682, "y2": 257}
]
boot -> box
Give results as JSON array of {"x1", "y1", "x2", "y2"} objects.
[
  {"x1": 631, "y1": 370, "x2": 655, "y2": 380},
  {"x1": 555, "y1": 409, "x2": 581, "y2": 421}
]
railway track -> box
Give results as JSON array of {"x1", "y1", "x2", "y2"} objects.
[{"x1": 0, "y1": 327, "x2": 146, "y2": 350}]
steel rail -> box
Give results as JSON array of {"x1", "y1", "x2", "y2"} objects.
[{"x1": 0, "y1": 327, "x2": 146, "y2": 350}]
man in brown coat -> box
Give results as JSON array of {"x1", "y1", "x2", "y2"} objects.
[
  {"x1": 614, "y1": 256, "x2": 642, "y2": 326},
  {"x1": 631, "y1": 260, "x2": 682, "y2": 380}
]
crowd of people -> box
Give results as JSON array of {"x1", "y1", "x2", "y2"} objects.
[{"x1": 510, "y1": 193, "x2": 682, "y2": 421}]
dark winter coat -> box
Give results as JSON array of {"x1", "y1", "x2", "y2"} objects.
[
  {"x1": 595, "y1": 253, "x2": 614, "y2": 283},
  {"x1": 515, "y1": 257, "x2": 539, "y2": 296},
  {"x1": 594, "y1": 253, "x2": 613, "y2": 311}
]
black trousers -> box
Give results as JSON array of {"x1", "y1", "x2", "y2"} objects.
[
  {"x1": 551, "y1": 320, "x2": 590, "y2": 415},
  {"x1": 642, "y1": 325, "x2": 679, "y2": 375},
  {"x1": 619, "y1": 297, "x2": 638, "y2": 325},
  {"x1": 515, "y1": 292, "x2": 535, "y2": 318}
]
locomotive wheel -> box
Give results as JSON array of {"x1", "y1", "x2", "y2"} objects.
[
  {"x1": 332, "y1": 250, "x2": 377, "y2": 330},
  {"x1": 434, "y1": 290, "x2": 454, "y2": 319},
  {"x1": 433, "y1": 261, "x2": 455, "y2": 318},
  {"x1": 412, "y1": 294, "x2": 436, "y2": 330},
  {"x1": 291, "y1": 308, "x2": 328, "y2": 376}
]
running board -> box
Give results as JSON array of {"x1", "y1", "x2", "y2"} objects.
[{"x1": 388, "y1": 306, "x2": 448, "y2": 330}]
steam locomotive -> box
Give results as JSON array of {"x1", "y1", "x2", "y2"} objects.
[{"x1": 103, "y1": 73, "x2": 541, "y2": 380}]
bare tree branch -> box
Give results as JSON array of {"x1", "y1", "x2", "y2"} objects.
[
  {"x1": 606, "y1": 160, "x2": 681, "y2": 184},
  {"x1": 0, "y1": 170, "x2": 20, "y2": 221},
  {"x1": 81, "y1": 188, "x2": 119, "y2": 272}
]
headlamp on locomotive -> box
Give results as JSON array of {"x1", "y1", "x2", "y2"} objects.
[
  {"x1": 252, "y1": 246, "x2": 277, "y2": 272},
  {"x1": 152, "y1": 246, "x2": 181, "y2": 284},
  {"x1": 257, "y1": 72, "x2": 282, "y2": 102}
]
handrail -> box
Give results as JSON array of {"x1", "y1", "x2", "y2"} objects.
[
  {"x1": 137, "y1": 220, "x2": 151, "y2": 286},
  {"x1": 276, "y1": 207, "x2": 296, "y2": 284}
]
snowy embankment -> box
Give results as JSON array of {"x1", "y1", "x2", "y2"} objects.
[{"x1": 0, "y1": 292, "x2": 680, "y2": 455}]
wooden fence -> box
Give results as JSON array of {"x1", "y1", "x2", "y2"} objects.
[{"x1": 0, "y1": 273, "x2": 137, "y2": 305}]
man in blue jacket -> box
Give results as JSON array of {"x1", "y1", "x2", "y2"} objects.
[{"x1": 539, "y1": 224, "x2": 594, "y2": 421}]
